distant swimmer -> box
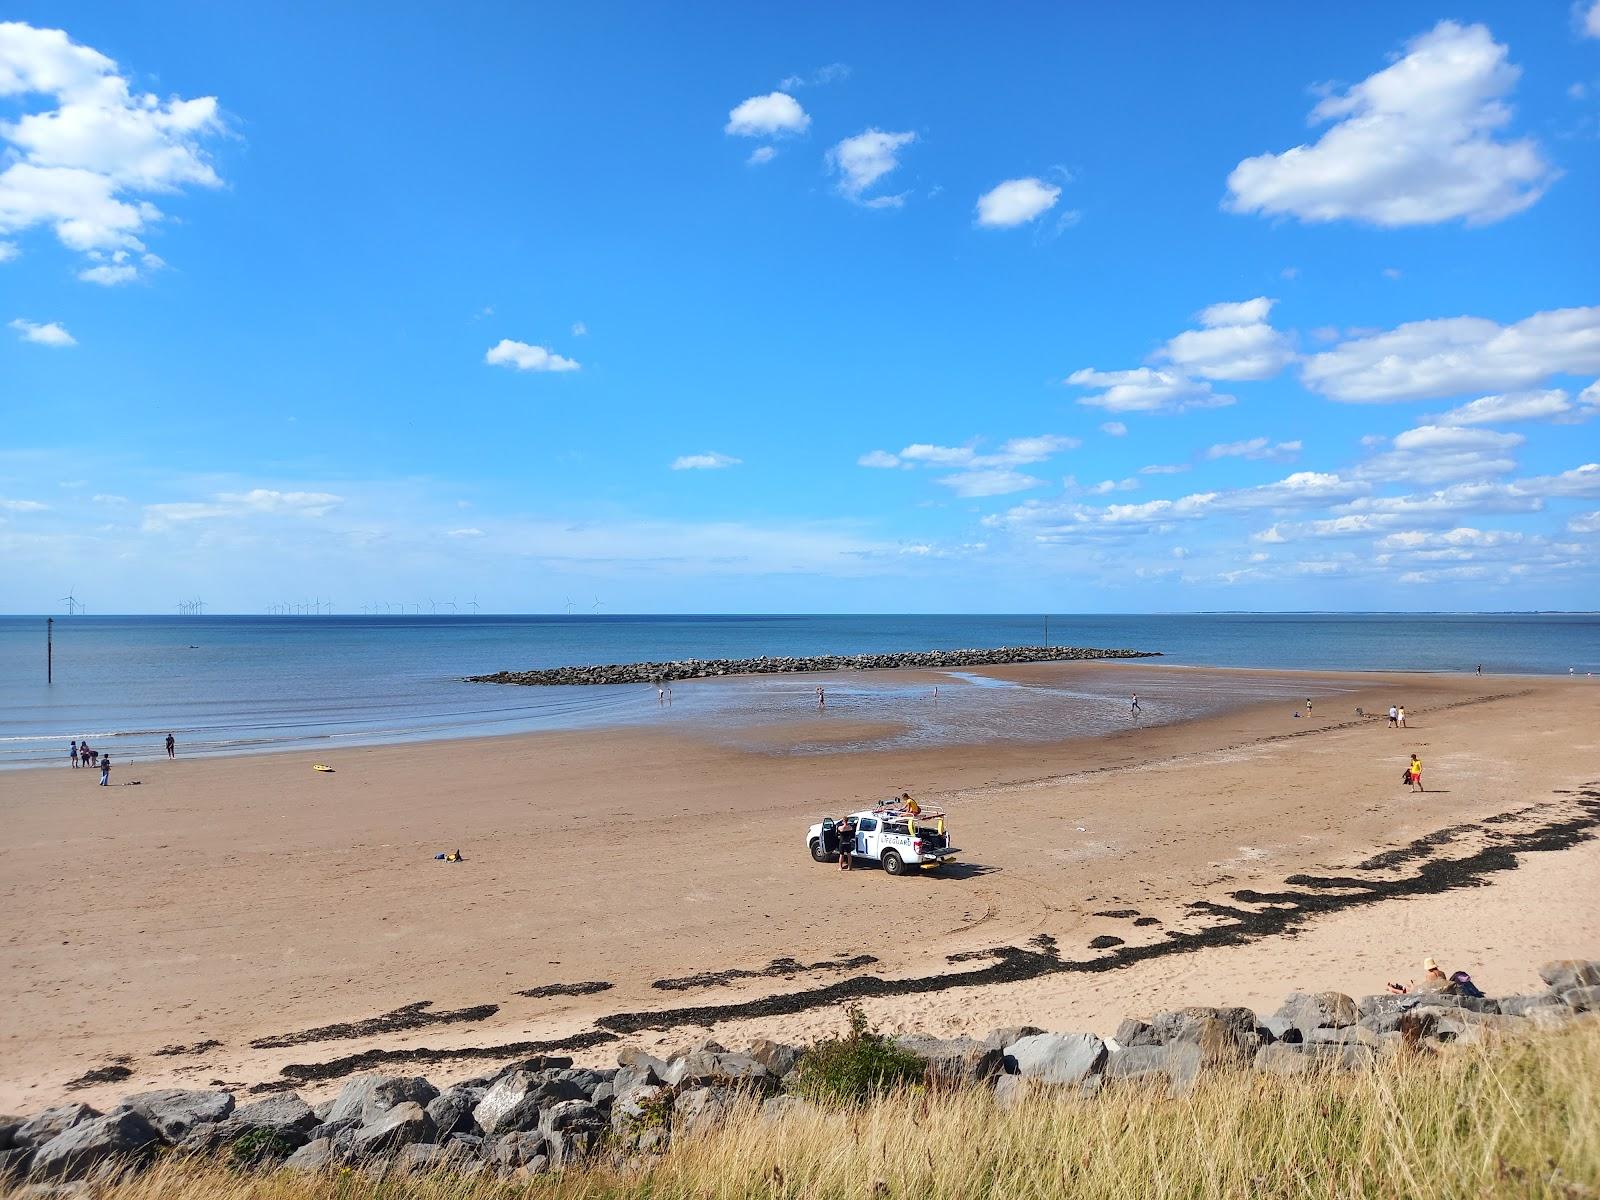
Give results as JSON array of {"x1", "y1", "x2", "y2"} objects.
[
  {"x1": 1130, "y1": 694, "x2": 1142, "y2": 717},
  {"x1": 165, "y1": 732, "x2": 176, "y2": 759}
]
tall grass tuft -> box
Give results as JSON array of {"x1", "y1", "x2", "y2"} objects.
[{"x1": 10, "y1": 1021, "x2": 1599, "y2": 1200}]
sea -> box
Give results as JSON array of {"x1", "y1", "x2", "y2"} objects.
[{"x1": 1, "y1": 613, "x2": 1595, "y2": 771}]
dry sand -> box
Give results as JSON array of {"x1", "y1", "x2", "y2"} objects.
[{"x1": 1, "y1": 662, "x2": 1597, "y2": 1111}]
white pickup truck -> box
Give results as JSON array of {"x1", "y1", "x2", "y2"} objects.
[{"x1": 806, "y1": 806, "x2": 957, "y2": 876}]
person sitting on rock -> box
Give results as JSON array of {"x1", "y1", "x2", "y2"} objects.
[{"x1": 1387, "y1": 957, "x2": 1453, "y2": 995}]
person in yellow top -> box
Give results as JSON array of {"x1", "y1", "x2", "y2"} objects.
[
  {"x1": 900, "y1": 793, "x2": 921, "y2": 816},
  {"x1": 1409, "y1": 753, "x2": 1424, "y2": 793}
]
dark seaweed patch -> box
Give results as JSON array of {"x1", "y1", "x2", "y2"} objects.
[
  {"x1": 1092, "y1": 909, "x2": 1140, "y2": 919},
  {"x1": 152, "y1": 1039, "x2": 223, "y2": 1057},
  {"x1": 268, "y1": 1029, "x2": 617, "y2": 1086},
  {"x1": 1133, "y1": 917, "x2": 1161, "y2": 927},
  {"x1": 1088, "y1": 935, "x2": 1125, "y2": 950},
  {"x1": 652, "y1": 954, "x2": 877, "y2": 992},
  {"x1": 250, "y1": 1000, "x2": 498, "y2": 1050},
  {"x1": 1027, "y1": 934, "x2": 1060, "y2": 957},
  {"x1": 66, "y1": 1063, "x2": 133, "y2": 1089},
  {"x1": 516, "y1": 981, "x2": 614, "y2": 1000},
  {"x1": 1354, "y1": 822, "x2": 1479, "y2": 871}
]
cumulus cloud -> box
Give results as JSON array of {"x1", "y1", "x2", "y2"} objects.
[
  {"x1": 0, "y1": 496, "x2": 48, "y2": 512},
  {"x1": 975, "y1": 177, "x2": 1061, "y2": 227},
  {"x1": 724, "y1": 92, "x2": 809, "y2": 137},
  {"x1": 857, "y1": 450, "x2": 903, "y2": 469},
  {"x1": 671, "y1": 452, "x2": 741, "y2": 470},
  {"x1": 9, "y1": 316, "x2": 74, "y2": 345},
  {"x1": 1434, "y1": 388, "x2": 1580, "y2": 425},
  {"x1": 1583, "y1": 1, "x2": 1600, "y2": 38},
  {"x1": 484, "y1": 339, "x2": 580, "y2": 372},
  {"x1": 1225, "y1": 21, "x2": 1554, "y2": 227},
  {"x1": 1161, "y1": 297, "x2": 1295, "y2": 381},
  {"x1": 860, "y1": 434, "x2": 1078, "y2": 498},
  {"x1": 1356, "y1": 424, "x2": 1523, "y2": 485},
  {"x1": 827, "y1": 129, "x2": 916, "y2": 207},
  {"x1": 1301, "y1": 305, "x2": 1600, "y2": 402},
  {"x1": 1066, "y1": 367, "x2": 1234, "y2": 414},
  {"x1": 0, "y1": 21, "x2": 226, "y2": 279},
  {"x1": 936, "y1": 468, "x2": 1045, "y2": 498},
  {"x1": 1205, "y1": 437, "x2": 1302, "y2": 461},
  {"x1": 1569, "y1": 510, "x2": 1600, "y2": 534}
]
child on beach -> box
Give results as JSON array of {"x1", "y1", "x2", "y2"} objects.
[
  {"x1": 99, "y1": 755, "x2": 111, "y2": 786},
  {"x1": 1409, "y1": 753, "x2": 1423, "y2": 793},
  {"x1": 69, "y1": 740, "x2": 78, "y2": 767}
]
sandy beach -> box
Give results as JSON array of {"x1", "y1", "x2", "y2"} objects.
[{"x1": 2, "y1": 661, "x2": 1597, "y2": 1112}]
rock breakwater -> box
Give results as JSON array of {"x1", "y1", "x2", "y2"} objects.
[{"x1": 466, "y1": 644, "x2": 1159, "y2": 686}]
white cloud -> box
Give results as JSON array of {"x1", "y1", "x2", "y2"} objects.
[
  {"x1": 1226, "y1": 21, "x2": 1554, "y2": 227},
  {"x1": 857, "y1": 450, "x2": 902, "y2": 469},
  {"x1": 1302, "y1": 305, "x2": 1600, "y2": 402},
  {"x1": 1519, "y1": 462, "x2": 1600, "y2": 498},
  {"x1": 0, "y1": 496, "x2": 48, "y2": 512},
  {"x1": 1160, "y1": 297, "x2": 1296, "y2": 382},
  {"x1": 1434, "y1": 388, "x2": 1578, "y2": 425},
  {"x1": 91, "y1": 493, "x2": 126, "y2": 505},
  {"x1": 1139, "y1": 463, "x2": 1190, "y2": 475},
  {"x1": 1356, "y1": 424, "x2": 1523, "y2": 485},
  {"x1": 1099, "y1": 421, "x2": 1127, "y2": 437},
  {"x1": 484, "y1": 339, "x2": 580, "y2": 372},
  {"x1": 779, "y1": 63, "x2": 850, "y2": 90},
  {"x1": 747, "y1": 145, "x2": 777, "y2": 166},
  {"x1": 1569, "y1": 510, "x2": 1600, "y2": 534},
  {"x1": 1066, "y1": 367, "x2": 1234, "y2": 413},
  {"x1": 671, "y1": 452, "x2": 741, "y2": 470},
  {"x1": 1337, "y1": 482, "x2": 1542, "y2": 524},
  {"x1": 1206, "y1": 437, "x2": 1302, "y2": 461},
  {"x1": 447, "y1": 527, "x2": 485, "y2": 539},
  {"x1": 570, "y1": 321, "x2": 587, "y2": 337},
  {"x1": 975, "y1": 177, "x2": 1061, "y2": 228},
  {"x1": 724, "y1": 92, "x2": 809, "y2": 137},
  {"x1": 827, "y1": 129, "x2": 916, "y2": 207},
  {"x1": 1583, "y1": 1, "x2": 1600, "y2": 38},
  {"x1": 0, "y1": 239, "x2": 17, "y2": 261},
  {"x1": 9, "y1": 317, "x2": 75, "y2": 345},
  {"x1": 142, "y1": 487, "x2": 342, "y2": 530},
  {"x1": 936, "y1": 468, "x2": 1045, "y2": 498},
  {"x1": 0, "y1": 21, "x2": 226, "y2": 279}
]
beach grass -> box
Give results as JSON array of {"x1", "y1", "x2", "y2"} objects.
[{"x1": 15, "y1": 1020, "x2": 1600, "y2": 1200}]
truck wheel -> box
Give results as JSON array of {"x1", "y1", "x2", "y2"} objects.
[
  {"x1": 882, "y1": 850, "x2": 906, "y2": 876},
  {"x1": 810, "y1": 838, "x2": 835, "y2": 863}
]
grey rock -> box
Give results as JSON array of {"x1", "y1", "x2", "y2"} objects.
[
  {"x1": 894, "y1": 1036, "x2": 1004, "y2": 1086},
  {"x1": 30, "y1": 1110, "x2": 160, "y2": 1182},
  {"x1": 424, "y1": 1091, "x2": 477, "y2": 1139},
  {"x1": 662, "y1": 1051, "x2": 770, "y2": 1090},
  {"x1": 473, "y1": 1071, "x2": 587, "y2": 1136},
  {"x1": 1252, "y1": 1043, "x2": 1374, "y2": 1076},
  {"x1": 349, "y1": 1102, "x2": 434, "y2": 1155},
  {"x1": 1307, "y1": 1025, "x2": 1383, "y2": 1049},
  {"x1": 1412, "y1": 1006, "x2": 1526, "y2": 1032},
  {"x1": 0, "y1": 1146, "x2": 34, "y2": 1178},
  {"x1": 1561, "y1": 985, "x2": 1600, "y2": 1013},
  {"x1": 992, "y1": 1073, "x2": 1028, "y2": 1110},
  {"x1": 671, "y1": 1088, "x2": 728, "y2": 1139},
  {"x1": 1, "y1": 1118, "x2": 26, "y2": 1152},
  {"x1": 512, "y1": 1154, "x2": 550, "y2": 1177},
  {"x1": 1103, "y1": 1044, "x2": 1204, "y2": 1096},
  {"x1": 397, "y1": 1142, "x2": 471, "y2": 1173},
  {"x1": 1004, "y1": 1033, "x2": 1107, "y2": 1085},
  {"x1": 1538, "y1": 960, "x2": 1600, "y2": 994},
  {"x1": 981, "y1": 1025, "x2": 1045, "y2": 1051},
  {"x1": 1525, "y1": 1005, "x2": 1574, "y2": 1030},
  {"x1": 1113, "y1": 1019, "x2": 1156, "y2": 1048},
  {"x1": 227, "y1": 1092, "x2": 319, "y2": 1135},
  {"x1": 746, "y1": 1038, "x2": 800, "y2": 1078},
  {"x1": 539, "y1": 1099, "x2": 601, "y2": 1136},
  {"x1": 282, "y1": 1138, "x2": 339, "y2": 1171},
  {"x1": 1257, "y1": 1016, "x2": 1301, "y2": 1043},
  {"x1": 486, "y1": 1131, "x2": 547, "y2": 1169},
  {"x1": 590, "y1": 1082, "x2": 613, "y2": 1106},
  {"x1": 612, "y1": 1060, "x2": 664, "y2": 1097},
  {"x1": 1274, "y1": 991, "x2": 1358, "y2": 1037},
  {"x1": 322, "y1": 1075, "x2": 438, "y2": 1127},
  {"x1": 1499, "y1": 993, "x2": 1562, "y2": 1016},
  {"x1": 635, "y1": 1128, "x2": 668, "y2": 1154},
  {"x1": 617, "y1": 1046, "x2": 671, "y2": 1073},
  {"x1": 1151, "y1": 1007, "x2": 1258, "y2": 1066},
  {"x1": 116, "y1": 1089, "x2": 234, "y2": 1141},
  {"x1": 1356, "y1": 994, "x2": 1409, "y2": 1021},
  {"x1": 554, "y1": 1068, "x2": 606, "y2": 1095},
  {"x1": 15, "y1": 1107, "x2": 98, "y2": 1151},
  {"x1": 611, "y1": 1084, "x2": 667, "y2": 1133},
  {"x1": 759, "y1": 1095, "x2": 815, "y2": 1123}
]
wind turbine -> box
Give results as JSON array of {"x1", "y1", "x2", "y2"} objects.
[
  {"x1": 563, "y1": 596, "x2": 575, "y2": 615},
  {"x1": 468, "y1": 595, "x2": 481, "y2": 614},
  {"x1": 592, "y1": 596, "x2": 604, "y2": 614},
  {"x1": 59, "y1": 589, "x2": 82, "y2": 615}
]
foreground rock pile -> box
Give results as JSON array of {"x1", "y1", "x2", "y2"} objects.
[
  {"x1": 467, "y1": 644, "x2": 1159, "y2": 686},
  {"x1": 2, "y1": 960, "x2": 1594, "y2": 1186}
]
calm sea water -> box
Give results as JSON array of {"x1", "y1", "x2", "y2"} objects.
[{"x1": 1, "y1": 613, "x2": 1595, "y2": 770}]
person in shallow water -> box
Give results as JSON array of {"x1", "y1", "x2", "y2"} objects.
[{"x1": 165, "y1": 732, "x2": 176, "y2": 759}]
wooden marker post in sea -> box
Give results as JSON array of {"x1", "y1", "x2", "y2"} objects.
[{"x1": 47, "y1": 616, "x2": 53, "y2": 683}]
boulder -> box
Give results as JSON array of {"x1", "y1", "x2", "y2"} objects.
[
  {"x1": 671, "y1": 1088, "x2": 728, "y2": 1139},
  {"x1": 1257, "y1": 1016, "x2": 1301, "y2": 1044},
  {"x1": 0, "y1": 1146, "x2": 31, "y2": 1178},
  {"x1": 116, "y1": 1089, "x2": 234, "y2": 1140},
  {"x1": 1538, "y1": 960, "x2": 1600, "y2": 995},
  {"x1": 1499, "y1": 993, "x2": 1562, "y2": 1017},
  {"x1": 1103, "y1": 1044, "x2": 1204, "y2": 1096},
  {"x1": 553, "y1": 1068, "x2": 607, "y2": 1095},
  {"x1": 424, "y1": 1091, "x2": 477, "y2": 1140},
  {"x1": 398, "y1": 1142, "x2": 474, "y2": 1173},
  {"x1": 1274, "y1": 992, "x2": 1358, "y2": 1038},
  {"x1": 472, "y1": 1071, "x2": 587, "y2": 1136},
  {"x1": 486, "y1": 1131, "x2": 547, "y2": 1169},
  {"x1": 612, "y1": 1059, "x2": 665, "y2": 1097},
  {"x1": 759, "y1": 1096, "x2": 815, "y2": 1123},
  {"x1": 894, "y1": 1036, "x2": 1004, "y2": 1087},
  {"x1": 1, "y1": 1118, "x2": 26, "y2": 1152},
  {"x1": 226, "y1": 1092, "x2": 320, "y2": 1136},
  {"x1": 541, "y1": 1101, "x2": 605, "y2": 1167},
  {"x1": 1307, "y1": 1026, "x2": 1383, "y2": 1049},
  {"x1": 1112, "y1": 1019, "x2": 1157, "y2": 1048},
  {"x1": 1561, "y1": 986, "x2": 1600, "y2": 1013},
  {"x1": 982, "y1": 1025, "x2": 1045, "y2": 1051},
  {"x1": 1151, "y1": 1008, "x2": 1258, "y2": 1066},
  {"x1": 611, "y1": 1084, "x2": 667, "y2": 1134},
  {"x1": 348, "y1": 1103, "x2": 434, "y2": 1156},
  {"x1": 746, "y1": 1038, "x2": 800, "y2": 1078},
  {"x1": 992, "y1": 1073, "x2": 1028, "y2": 1110},
  {"x1": 15, "y1": 1106, "x2": 98, "y2": 1150},
  {"x1": 1412, "y1": 1006, "x2": 1527, "y2": 1033},
  {"x1": 282, "y1": 1138, "x2": 340, "y2": 1171},
  {"x1": 662, "y1": 1051, "x2": 770, "y2": 1090},
  {"x1": 1525, "y1": 1005, "x2": 1575, "y2": 1030},
  {"x1": 1252, "y1": 1043, "x2": 1373, "y2": 1076},
  {"x1": 30, "y1": 1110, "x2": 160, "y2": 1182},
  {"x1": 1357, "y1": 994, "x2": 1408, "y2": 1021},
  {"x1": 323, "y1": 1075, "x2": 439, "y2": 1127},
  {"x1": 1003, "y1": 1033, "x2": 1107, "y2": 1085}
]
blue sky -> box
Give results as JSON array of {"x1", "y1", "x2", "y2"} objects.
[{"x1": 2, "y1": 2, "x2": 1599, "y2": 614}]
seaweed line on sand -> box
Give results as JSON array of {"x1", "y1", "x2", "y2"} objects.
[
  {"x1": 516, "y1": 981, "x2": 614, "y2": 1000},
  {"x1": 250, "y1": 1000, "x2": 499, "y2": 1050}
]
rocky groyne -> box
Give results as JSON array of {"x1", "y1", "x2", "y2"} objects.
[
  {"x1": 467, "y1": 644, "x2": 1160, "y2": 687},
  {"x1": 4, "y1": 958, "x2": 1593, "y2": 1185}
]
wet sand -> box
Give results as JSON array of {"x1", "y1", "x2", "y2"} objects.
[{"x1": 1, "y1": 662, "x2": 1597, "y2": 1109}]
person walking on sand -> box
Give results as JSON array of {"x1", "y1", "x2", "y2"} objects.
[
  {"x1": 69, "y1": 740, "x2": 78, "y2": 768},
  {"x1": 1397, "y1": 705, "x2": 1407, "y2": 729},
  {"x1": 99, "y1": 754, "x2": 111, "y2": 786},
  {"x1": 165, "y1": 732, "x2": 176, "y2": 759},
  {"x1": 1409, "y1": 752, "x2": 1424, "y2": 793},
  {"x1": 1388, "y1": 704, "x2": 1398, "y2": 729},
  {"x1": 1130, "y1": 694, "x2": 1142, "y2": 717}
]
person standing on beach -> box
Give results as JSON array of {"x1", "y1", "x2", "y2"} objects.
[
  {"x1": 99, "y1": 755, "x2": 111, "y2": 786},
  {"x1": 816, "y1": 686, "x2": 826, "y2": 709},
  {"x1": 69, "y1": 740, "x2": 78, "y2": 768},
  {"x1": 1130, "y1": 694, "x2": 1142, "y2": 717},
  {"x1": 1409, "y1": 753, "x2": 1423, "y2": 793},
  {"x1": 1305, "y1": 697, "x2": 1313, "y2": 716},
  {"x1": 1397, "y1": 705, "x2": 1407, "y2": 728},
  {"x1": 165, "y1": 733, "x2": 176, "y2": 759}
]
